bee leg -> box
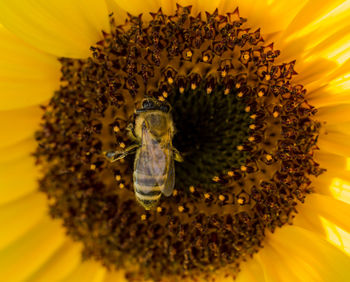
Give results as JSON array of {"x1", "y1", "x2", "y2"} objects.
[
  {"x1": 173, "y1": 148, "x2": 184, "y2": 162},
  {"x1": 126, "y1": 123, "x2": 138, "y2": 142},
  {"x1": 104, "y1": 144, "x2": 140, "y2": 163}
]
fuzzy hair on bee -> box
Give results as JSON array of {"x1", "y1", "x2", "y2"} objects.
[{"x1": 104, "y1": 98, "x2": 183, "y2": 210}]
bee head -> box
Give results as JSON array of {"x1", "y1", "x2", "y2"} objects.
[{"x1": 136, "y1": 98, "x2": 171, "y2": 113}]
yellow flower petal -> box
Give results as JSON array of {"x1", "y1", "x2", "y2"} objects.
[
  {"x1": 0, "y1": 106, "x2": 42, "y2": 149},
  {"x1": 61, "y1": 260, "x2": 107, "y2": 282},
  {"x1": 236, "y1": 254, "x2": 266, "y2": 282},
  {"x1": 316, "y1": 103, "x2": 350, "y2": 124},
  {"x1": 27, "y1": 240, "x2": 83, "y2": 282},
  {"x1": 0, "y1": 0, "x2": 110, "y2": 58},
  {"x1": 0, "y1": 153, "x2": 38, "y2": 205},
  {"x1": 0, "y1": 192, "x2": 46, "y2": 250},
  {"x1": 318, "y1": 131, "x2": 350, "y2": 157},
  {"x1": 0, "y1": 215, "x2": 65, "y2": 281},
  {"x1": 103, "y1": 270, "x2": 127, "y2": 282},
  {"x1": 303, "y1": 193, "x2": 350, "y2": 233},
  {"x1": 281, "y1": 0, "x2": 347, "y2": 42},
  {"x1": 0, "y1": 137, "x2": 36, "y2": 164},
  {"x1": 260, "y1": 225, "x2": 350, "y2": 282},
  {"x1": 0, "y1": 26, "x2": 60, "y2": 111}
]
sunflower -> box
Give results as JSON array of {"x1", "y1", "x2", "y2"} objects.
[{"x1": 1, "y1": 0, "x2": 350, "y2": 281}]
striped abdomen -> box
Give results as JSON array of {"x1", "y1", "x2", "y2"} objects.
[{"x1": 133, "y1": 143, "x2": 169, "y2": 210}]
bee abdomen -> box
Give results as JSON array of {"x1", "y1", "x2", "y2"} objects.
[{"x1": 134, "y1": 172, "x2": 165, "y2": 209}]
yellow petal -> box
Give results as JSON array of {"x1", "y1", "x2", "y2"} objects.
[
  {"x1": 61, "y1": 260, "x2": 106, "y2": 282},
  {"x1": 261, "y1": 225, "x2": 350, "y2": 282},
  {"x1": 318, "y1": 130, "x2": 350, "y2": 157},
  {"x1": 0, "y1": 105, "x2": 42, "y2": 149},
  {"x1": 0, "y1": 215, "x2": 65, "y2": 281},
  {"x1": 281, "y1": 0, "x2": 346, "y2": 42},
  {"x1": 303, "y1": 193, "x2": 350, "y2": 233},
  {"x1": 0, "y1": 153, "x2": 39, "y2": 205},
  {"x1": 236, "y1": 254, "x2": 266, "y2": 282},
  {"x1": 316, "y1": 103, "x2": 350, "y2": 124},
  {"x1": 27, "y1": 240, "x2": 83, "y2": 282},
  {"x1": 111, "y1": 0, "x2": 161, "y2": 19},
  {"x1": 0, "y1": 0, "x2": 110, "y2": 58},
  {"x1": 0, "y1": 192, "x2": 46, "y2": 250},
  {"x1": 103, "y1": 270, "x2": 127, "y2": 282},
  {"x1": 0, "y1": 137, "x2": 36, "y2": 164},
  {"x1": 256, "y1": 244, "x2": 299, "y2": 282},
  {"x1": 0, "y1": 26, "x2": 60, "y2": 111}
]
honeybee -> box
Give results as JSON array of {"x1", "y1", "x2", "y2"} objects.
[{"x1": 105, "y1": 98, "x2": 183, "y2": 210}]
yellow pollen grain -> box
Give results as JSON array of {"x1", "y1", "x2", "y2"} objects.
[
  {"x1": 178, "y1": 206, "x2": 184, "y2": 213},
  {"x1": 266, "y1": 154, "x2": 273, "y2": 161},
  {"x1": 258, "y1": 91, "x2": 264, "y2": 97},
  {"x1": 90, "y1": 164, "x2": 96, "y2": 170},
  {"x1": 219, "y1": 195, "x2": 225, "y2": 201},
  {"x1": 237, "y1": 198, "x2": 244, "y2": 205},
  {"x1": 119, "y1": 183, "x2": 124, "y2": 189},
  {"x1": 113, "y1": 126, "x2": 120, "y2": 132},
  {"x1": 157, "y1": 207, "x2": 162, "y2": 213},
  {"x1": 221, "y1": 70, "x2": 227, "y2": 77},
  {"x1": 206, "y1": 87, "x2": 212, "y2": 94},
  {"x1": 273, "y1": 111, "x2": 279, "y2": 118},
  {"x1": 245, "y1": 106, "x2": 250, "y2": 112},
  {"x1": 179, "y1": 87, "x2": 185, "y2": 94},
  {"x1": 162, "y1": 91, "x2": 168, "y2": 98},
  {"x1": 249, "y1": 124, "x2": 256, "y2": 130},
  {"x1": 243, "y1": 54, "x2": 250, "y2": 60},
  {"x1": 189, "y1": 186, "x2": 195, "y2": 193},
  {"x1": 141, "y1": 214, "x2": 147, "y2": 221},
  {"x1": 237, "y1": 145, "x2": 243, "y2": 151},
  {"x1": 235, "y1": 83, "x2": 241, "y2": 88},
  {"x1": 191, "y1": 83, "x2": 197, "y2": 90},
  {"x1": 227, "y1": 171, "x2": 234, "y2": 176},
  {"x1": 167, "y1": 77, "x2": 174, "y2": 84},
  {"x1": 250, "y1": 114, "x2": 257, "y2": 119},
  {"x1": 115, "y1": 175, "x2": 121, "y2": 181},
  {"x1": 186, "y1": 50, "x2": 192, "y2": 57},
  {"x1": 212, "y1": 176, "x2": 220, "y2": 182},
  {"x1": 120, "y1": 142, "x2": 126, "y2": 149},
  {"x1": 240, "y1": 165, "x2": 247, "y2": 172},
  {"x1": 204, "y1": 193, "x2": 211, "y2": 199},
  {"x1": 237, "y1": 92, "x2": 243, "y2": 98},
  {"x1": 203, "y1": 55, "x2": 209, "y2": 62},
  {"x1": 173, "y1": 189, "x2": 178, "y2": 196},
  {"x1": 265, "y1": 74, "x2": 271, "y2": 81},
  {"x1": 224, "y1": 88, "x2": 230, "y2": 95},
  {"x1": 248, "y1": 136, "x2": 255, "y2": 142},
  {"x1": 158, "y1": 96, "x2": 165, "y2": 102}
]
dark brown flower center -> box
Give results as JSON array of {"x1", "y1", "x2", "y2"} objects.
[{"x1": 34, "y1": 5, "x2": 324, "y2": 280}]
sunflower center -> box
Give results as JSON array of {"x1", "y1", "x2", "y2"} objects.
[
  {"x1": 34, "y1": 5, "x2": 324, "y2": 280},
  {"x1": 169, "y1": 83, "x2": 251, "y2": 191}
]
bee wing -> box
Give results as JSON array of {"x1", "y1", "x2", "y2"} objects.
[
  {"x1": 161, "y1": 155, "x2": 175, "y2": 197},
  {"x1": 160, "y1": 129, "x2": 175, "y2": 197},
  {"x1": 138, "y1": 125, "x2": 174, "y2": 197}
]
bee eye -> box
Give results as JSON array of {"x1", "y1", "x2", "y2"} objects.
[
  {"x1": 160, "y1": 104, "x2": 171, "y2": 113},
  {"x1": 142, "y1": 99, "x2": 155, "y2": 109}
]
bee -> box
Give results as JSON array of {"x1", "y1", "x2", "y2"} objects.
[{"x1": 105, "y1": 98, "x2": 183, "y2": 210}]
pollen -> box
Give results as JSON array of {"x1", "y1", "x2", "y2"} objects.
[
  {"x1": 189, "y1": 186, "x2": 195, "y2": 193},
  {"x1": 178, "y1": 206, "x2": 185, "y2": 213},
  {"x1": 219, "y1": 195, "x2": 226, "y2": 201}
]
